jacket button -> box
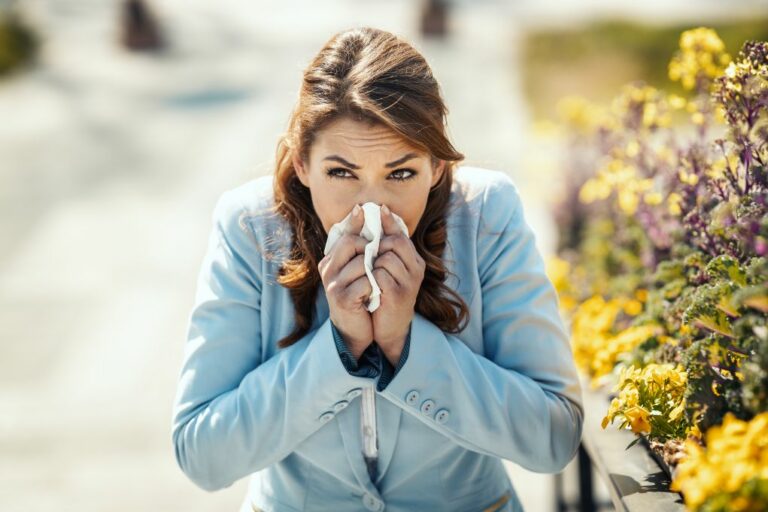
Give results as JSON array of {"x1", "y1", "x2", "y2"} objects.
[
  {"x1": 318, "y1": 411, "x2": 334, "y2": 423},
  {"x1": 405, "y1": 390, "x2": 419, "y2": 405},
  {"x1": 346, "y1": 387, "x2": 363, "y2": 400},
  {"x1": 362, "y1": 493, "x2": 382, "y2": 511},
  {"x1": 435, "y1": 408, "x2": 450, "y2": 424},
  {"x1": 420, "y1": 399, "x2": 436, "y2": 415},
  {"x1": 332, "y1": 400, "x2": 349, "y2": 412}
]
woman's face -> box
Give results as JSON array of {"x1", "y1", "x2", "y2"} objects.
[{"x1": 293, "y1": 116, "x2": 446, "y2": 237}]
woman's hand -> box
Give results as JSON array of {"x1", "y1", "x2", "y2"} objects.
[
  {"x1": 318, "y1": 205, "x2": 374, "y2": 360},
  {"x1": 372, "y1": 204, "x2": 426, "y2": 366}
]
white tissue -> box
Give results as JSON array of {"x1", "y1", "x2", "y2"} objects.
[{"x1": 323, "y1": 202, "x2": 409, "y2": 312}]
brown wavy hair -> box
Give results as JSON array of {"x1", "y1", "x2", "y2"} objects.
[{"x1": 270, "y1": 26, "x2": 470, "y2": 348}]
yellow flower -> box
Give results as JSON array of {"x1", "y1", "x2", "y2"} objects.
[
  {"x1": 679, "y1": 169, "x2": 700, "y2": 185},
  {"x1": 691, "y1": 111, "x2": 705, "y2": 125},
  {"x1": 546, "y1": 256, "x2": 571, "y2": 294},
  {"x1": 642, "y1": 102, "x2": 658, "y2": 127},
  {"x1": 688, "y1": 423, "x2": 702, "y2": 440},
  {"x1": 578, "y1": 176, "x2": 611, "y2": 204},
  {"x1": 557, "y1": 95, "x2": 609, "y2": 134},
  {"x1": 668, "y1": 196, "x2": 682, "y2": 215},
  {"x1": 618, "y1": 189, "x2": 639, "y2": 215},
  {"x1": 668, "y1": 94, "x2": 687, "y2": 110},
  {"x1": 707, "y1": 154, "x2": 739, "y2": 180},
  {"x1": 714, "y1": 105, "x2": 727, "y2": 124},
  {"x1": 668, "y1": 28, "x2": 731, "y2": 91},
  {"x1": 671, "y1": 412, "x2": 768, "y2": 510},
  {"x1": 669, "y1": 401, "x2": 686, "y2": 421},
  {"x1": 626, "y1": 140, "x2": 640, "y2": 158},
  {"x1": 622, "y1": 298, "x2": 644, "y2": 316},
  {"x1": 659, "y1": 335, "x2": 679, "y2": 346},
  {"x1": 643, "y1": 191, "x2": 663, "y2": 206},
  {"x1": 571, "y1": 295, "x2": 649, "y2": 383},
  {"x1": 603, "y1": 363, "x2": 688, "y2": 440},
  {"x1": 624, "y1": 405, "x2": 652, "y2": 434}
]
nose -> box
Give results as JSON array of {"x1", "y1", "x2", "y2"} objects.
[
  {"x1": 355, "y1": 182, "x2": 392, "y2": 208},
  {"x1": 355, "y1": 197, "x2": 388, "y2": 210}
]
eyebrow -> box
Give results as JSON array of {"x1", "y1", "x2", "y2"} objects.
[{"x1": 322, "y1": 152, "x2": 419, "y2": 169}]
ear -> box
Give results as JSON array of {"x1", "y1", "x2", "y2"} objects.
[{"x1": 293, "y1": 152, "x2": 310, "y2": 187}]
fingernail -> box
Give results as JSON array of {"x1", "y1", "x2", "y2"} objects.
[
  {"x1": 382, "y1": 204, "x2": 390, "y2": 215},
  {"x1": 353, "y1": 204, "x2": 361, "y2": 216}
]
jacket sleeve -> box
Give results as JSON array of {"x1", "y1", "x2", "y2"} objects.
[
  {"x1": 171, "y1": 190, "x2": 375, "y2": 492},
  {"x1": 375, "y1": 323, "x2": 410, "y2": 392},
  {"x1": 331, "y1": 319, "x2": 380, "y2": 378},
  {"x1": 331, "y1": 319, "x2": 411, "y2": 392},
  {"x1": 378, "y1": 174, "x2": 584, "y2": 474}
]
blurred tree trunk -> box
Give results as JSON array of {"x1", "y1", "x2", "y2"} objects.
[
  {"x1": 420, "y1": 0, "x2": 449, "y2": 38},
  {"x1": 119, "y1": 0, "x2": 164, "y2": 52}
]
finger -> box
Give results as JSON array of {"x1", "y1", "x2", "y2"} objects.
[
  {"x1": 380, "y1": 204, "x2": 404, "y2": 237},
  {"x1": 343, "y1": 204, "x2": 365, "y2": 235},
  {"x1": 336, "y1": 253, "x2": 367, "y2": 288},
  {"x1": 378, "y1": 234, "x2": 421, "y2": 276},
  {"x1": 321, "y1": 235, "x2": 367, "y2": 277},
  {"x1": 372, "y1": 267, "x2": 398, "y2": 293},
  {"x1": 344, "y1": 273, "x2": 374, "y2": 307},
  {"x1": 373, "y1": 252, "x2": 408, "y2": 287},
  {"x1": 322, "y1": 204, "x2": 365, "y2": 274}
]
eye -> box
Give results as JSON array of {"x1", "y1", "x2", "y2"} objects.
[
  {"x1": 326, "y1": 168, "x2": 353, "y2": 180},
  {"x1": 325, "y1": 168, "x2": 418, "y2": 182},
  {"x1": 390, "y1": 168, "x2": 417, "y2": 181}
]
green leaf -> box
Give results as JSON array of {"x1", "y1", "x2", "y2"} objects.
[
  {"x1": 706, "y1": 255, "x2": 747, "y2": 286},
  {"x1": 625, "y1": 436, "x2": 643, "y2": 450}
]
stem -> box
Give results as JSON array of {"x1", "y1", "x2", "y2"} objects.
[
  {"x1": 713, "y1": 179, "x2": 728, "y2": 201},
  {"x1": 717, "y1": 142, "x2": 744, "y2": 196}
]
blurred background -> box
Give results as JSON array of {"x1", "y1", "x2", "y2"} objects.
[{"x1": 1, "y1": 0, "x2": 767, "y2": 510}]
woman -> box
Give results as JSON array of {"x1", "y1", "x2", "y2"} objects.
[{"x1": 171, "y1": 26, "x2": 584, "y2": 512}]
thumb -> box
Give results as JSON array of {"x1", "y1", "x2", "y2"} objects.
[{"x1": 344, "y1": 204, "x2": 365, "y2": 234}]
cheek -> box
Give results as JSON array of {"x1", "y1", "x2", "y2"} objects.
[
  {"x1": 314, "y1": 200, "x2": 357, "y2": 234},
  {"x1": 405, "y1": 214, "x2": 421, "y2": 237},
  {"x1": 393, "y1": 201, "x2": 427, "y2": 237},
  {"x1": 411, "y1": 195, "x2": 431, "y2": 234},
  {"x1": 308, "y1": 195, "x2": 337, "y2": 235}
]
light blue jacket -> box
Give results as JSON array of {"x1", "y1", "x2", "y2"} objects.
[{"x1": 171, "y1": 166, "x2": 584, "y2": 512}]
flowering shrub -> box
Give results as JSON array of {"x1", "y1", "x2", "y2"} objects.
[
  {"x1": 549, "y1": 27, "x2": 768, "y2": 510},
  {"x1": 601, "y1": 363, "x2": 693, "y2": 443},
  {"x1": 670, "y1": 412, "x2": 768, "y2": 511},
  {"x1": 570, "y1": 293, "x2": 660, "y2": 388}
]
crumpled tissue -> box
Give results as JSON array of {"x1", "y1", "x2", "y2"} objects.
[{"x1": 323, "y1": 202, "x2": 409, "y2": 312}]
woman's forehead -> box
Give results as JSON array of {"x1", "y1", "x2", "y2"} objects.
[{"x1": 312, "y1": 119, "x2": 422, "y2": 161}]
